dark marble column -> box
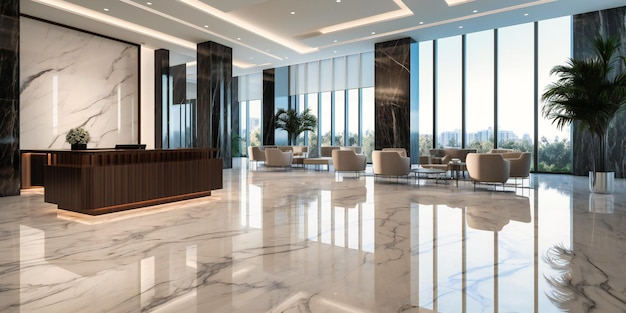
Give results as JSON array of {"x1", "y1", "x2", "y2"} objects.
[
  {"x1": 375, "y1": 38, "x2": 415, "y2": 156},
  {"x1": 154, "y1": 49, "x2": 169, "y2": 149},
  {"x1": 0, "y1": 0, "x2": 20, "y2": 196},
  {"x1": 197, "y1": 41, "x2": 232, "y2": 168},
  {"x1": 572, "y1": 6, "x2": 626, "y2": 177},
  {"x1": 170, "y1": 64, "x2": 186, "y2": 105},
  {"x1": 231, "y1": 76, "x2": 240, "y2": 156},
  {"x1": 262, "y1": 69, "x2": 275, "y2": 146}
]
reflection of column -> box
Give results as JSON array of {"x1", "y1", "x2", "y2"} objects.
[
  {"x1": 375, "y1": 204, "x2": 411, "y2": 310},
  {"x1": 462, "y1": 207, "x2": 467, "y2": 313},
  {"x1": 494, "y1": 231, "x2": 498, "y2": 313}
]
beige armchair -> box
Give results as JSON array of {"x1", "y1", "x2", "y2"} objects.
[
  {"x1": 501, "y1": 152, "x2": 531, "y2": 178},
  {"x1": 372, "y1": 150, "x2": 411, "y2": 179},
  {"x1": 465, "y1": 153, "x2": 510, "y2": 190},
  {"x1": 248, "y1": 146, "x2": 265, "y2": 169},
  {"x1": 332, "y1": 149, "x2": 366, "y2": 176},
  {"x1": 264, "y1": 148, "x2": 293, "y2": 170},
  {"x1": 382, "y1": 148, "x2": 407, "y2": 158}
]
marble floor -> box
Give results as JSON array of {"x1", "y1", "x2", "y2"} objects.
[{"x1": 1, "y1": 161, "x2": 625, "y2": 313}]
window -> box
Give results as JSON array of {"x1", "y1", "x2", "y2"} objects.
[
  {"x1": 419, "y1": 41, "x2": 434, "y2": 155},
  {"x1": 436, "y1": 36, "x2": 462, "y2": 148}
]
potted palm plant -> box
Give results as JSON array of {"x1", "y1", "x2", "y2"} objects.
[
  {"x1": 274, "y1": 108, "x2": 317, "y2": 145},
  {"x1": 542, "y1": 37, "x2": 626, "y2": 194}
]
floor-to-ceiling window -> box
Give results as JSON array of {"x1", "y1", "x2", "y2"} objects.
[
  {"x1": 334, "y1": 90, "x2": 346, "y2": 146},
  {"x1": 362, "y1": 87, "x2": 375, "y2": 161},
  {"x1": 419, "y1": 41, "x2": 434, "y2": 156},
  {"x1": 538, "y1": 16, "x2": 572, "y2": 172},
  {"x1": 307, "y1": 93, "x2": 319, "y2": 157},
  {"x1": 497, "y1": 23, "x2": 535, "y2": 154},
  {"x1": 320, "y1": 92, "x2": 332, "y2": 147},
  {"x1": 436, "y1": 36, "x2": 462, "y2": 148},
  {"x1": 465, "y1": 30, "x2": 495, "y2": 152},
  {"x1": 347, "y1": 89, "x2": 360, "y2": 146}
]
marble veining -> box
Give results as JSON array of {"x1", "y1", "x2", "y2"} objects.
[
  {"x1": 19, "y1": 17, "x2": 139, "y2": 150},
  {"x1": 1, "y1": 163, "x2": 625, "y2": 312}
]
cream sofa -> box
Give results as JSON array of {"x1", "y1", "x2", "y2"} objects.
[
  {"x1": 421, "y1": 148, "x2": 476, "y2": 171},
  {"x1": 332, "y1": 149, "x2": 366, "y2": 175},
  {"x1": 465, "y1": 153, "x2": 510, "y2": 190},
  {"x1": 372, "y1": 150, "x2": 411, "y2": 178}
]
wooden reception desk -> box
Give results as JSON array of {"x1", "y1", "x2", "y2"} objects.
[{"x1": 36, "y1": 148, "x2": 222, "y2": 215}]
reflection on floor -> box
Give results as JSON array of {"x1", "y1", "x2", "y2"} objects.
[{"x1": 1, "y1": 161, "x2": 625, "y2": 313}]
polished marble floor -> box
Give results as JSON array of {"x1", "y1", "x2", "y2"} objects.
[{"x1": 1, "y1": 161, "x2": 625, "y2": 313}]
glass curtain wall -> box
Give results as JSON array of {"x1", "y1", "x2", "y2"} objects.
[
  {"x1": 419, "y1": 41, "x2": 434, "y2": 156},
  {"x1": 335, "y1": 90, "x2": 346, "y2": 146},
  {"x1": 436, "y1": 36, "x2": 462, "y2": 148},
  {"x1": 497, "y1": 23, "x2": 535, "y2": 154},
  {"x1": 419, "y1": 17, "x2": 572, "y2": 172},
  {"x1": 538, "y1": 16, "x2": 572, "y2": 172},
  {"x1": 465, "y1": 30, "x2": 495, "y2": 152}
]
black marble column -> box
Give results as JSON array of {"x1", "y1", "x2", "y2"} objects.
[
  {"x1": 232, "y1": 76, "x2": 240, "y2": 156},
  {"x1": 154, "y1": 49, "x2": 169, "y2": 149},
  {"x1": 572, "y1": 6, "x2": 626, "y2": 177},
  {"x1": 170, "y1": 64, "x2": 186, "y2": 105},
  {"x1": 0, "y1": 0, "x2": 20, "y2": 196},
  {"x1": 262, "y1": 69, "x2": 275, "y2": 146},
  {"x1": 197, "y1": 41, "x2": 232, "y2": 168},
  {"x1": 375, "y1": 38, "x2": 414, "y2": 155}
]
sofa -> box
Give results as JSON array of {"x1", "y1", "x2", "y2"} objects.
[{"x1": 420, "y1": 148, "x2": 476, "y2": 172}]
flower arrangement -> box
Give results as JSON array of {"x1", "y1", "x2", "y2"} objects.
[{"x1": 66, "y1": 127, "x2": 90, "y2": 145}]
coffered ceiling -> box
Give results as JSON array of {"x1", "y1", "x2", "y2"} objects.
[{"x1": 21, "y1": 0, "x2": 625, "y2": 76}]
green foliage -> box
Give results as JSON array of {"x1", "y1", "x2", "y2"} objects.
[
  {"x1": 249, "y1": 126, "x2": 261, "y2": 147},
  {"x1": 231, "y1": 133, "x2": 242, "y2": 157},
  {"x1": 467, "y1": 140, "x2": 494, "y2": 153},
  {"x1": 419, "y1": 135, "x2": 433, "y2": 156},
  {"x1": 538, "y1": 136, "x2": 572, "y2": 172},
  {"x1": 542, "y1": 37, "x2": 626, "y2": 172},
  {"x1": 274, "y1": 108, "x2": 318, "y2": 145},
  {"x1": 498, "y1": 139, "x2": 533, "y2": 153}
]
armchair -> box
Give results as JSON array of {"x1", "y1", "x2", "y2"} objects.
[
  {"x1": 332, "y1": 149, "x2": 366, "y2": 176},
  {"x1": 264, "y1": 148, "x2": 293, "y2": 170},
  {"x1": 502, "y1": 152, "x2": 531, "y2": 185},
  {"x1": 372, "y1": 150, "x2": 411, "y2": 180},
  {"x1": 248, "y1": 146, "x2": 265, "y2": 169},
  {"x1": 465, "y1": 153, "x2": 510, "y2": 190}
]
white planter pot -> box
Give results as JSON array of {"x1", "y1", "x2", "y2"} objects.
[{"x1": 589, "y1": 171, "x2": 614, "y2": 194}]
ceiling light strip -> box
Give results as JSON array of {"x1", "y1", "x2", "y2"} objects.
[
  {"x1": 31, "y1": 0, "x2": 196, "y2": 49},
  {"x1": 319, "y1": 0, "x2": 413, "y2": 34},
  {"x1": 176, "y1": 0, "x2": 317, "y2": 54},
  {"x1": 119, "y1": 0, "x2": 283, "y2": 61}
]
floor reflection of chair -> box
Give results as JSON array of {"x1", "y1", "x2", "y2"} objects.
[
  {"x1": 466, "y1": 196, "x2": 531, "y2": 231},
  {"x1": 331, "y1": 185, "x2": 367, "y2": 209}
]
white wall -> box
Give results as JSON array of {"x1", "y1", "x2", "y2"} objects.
[{"x1": 140, "y1": 46, "x2": 155, "y2": 149}]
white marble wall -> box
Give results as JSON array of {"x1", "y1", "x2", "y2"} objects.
[{"x1": 20, "y1": 17, "x2": 139, "y2": 149}]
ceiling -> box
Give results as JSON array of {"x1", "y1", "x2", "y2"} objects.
[{"x1": 21, "y1": 0, "x2": 625, "y2": 76}]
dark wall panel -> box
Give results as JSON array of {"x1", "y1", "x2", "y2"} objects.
[
  {"x1": 232, "y1": 77, "x2": 240, "y2": 156},
  {"x1": 262, "y1": 69, "x2": 275, "y2": 146},
  {"x1": 374, "y1": 38, "x2": 414, "y2": 153},
  {"x1": 197, "y1": 41, "x2": 232, "y2": 168},
  {"x1": 0, "y1": 0, "x2": 20, "y2": 196},
  {"x1": 572, "y1": 6, "x2": 626, "y2": 177},
  {"x1": 154, "y1": 49, "x2": 169, "y2": 149}
]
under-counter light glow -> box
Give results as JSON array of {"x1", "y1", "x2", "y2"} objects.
[{"x1": 318, "y1": 0, "x2": 413, "y2": 34}]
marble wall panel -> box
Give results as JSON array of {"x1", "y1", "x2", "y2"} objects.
[
  {"x1": 262, "y1": 69, "x2": 275, "y2": 146},
  {"x1": 154, "y1": 49, "x2": 169, "y2": 149},
  {"x1": 572, "y1": 6, "x2": 626, "y2": 177},
  {"x1": 197, "y1": 41, "x2": 232, "y2": 168},
  {"x1": 0, "y1": 0, "x2": 20, "y2": 196},
  {"x1": 374, "y1": 38, "x2": 414, "y2": 153},
  {"x1": 19, "y1": 17, "x2": 139, "y2": 150}
]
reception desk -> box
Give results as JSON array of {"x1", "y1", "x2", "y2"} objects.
[{"x1": 35, "y1": 149, "x2": 222, "y2": 215}]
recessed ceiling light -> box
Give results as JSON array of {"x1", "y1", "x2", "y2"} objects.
[
  {"x1": 290, "y1": 11, "x2": 295, "y2": 15},
  {"x1": 524, "y1": 13, "x2": 529, "y2": 16},
  {"x1": 459, "y1": 25, "x2": 463, "y2": 28},
  {"x1": 336, "y1": 0, "x2": 341, "y2": 2},
  {"x1": 147, "y1": 2, "x2": 152, "y2": 5},
  {"x1": 104, "y1": 8, "x2": 109, "y2": 11},
  {"x1": 371, "y1": 31, "x2": 376, "y2": 35},
  {"x1": 473, "y1": 10, "x2": 478, "y2": 13},
  {"x1": 203, "y1": 25, "x2": 208, "y2": 28},
  {"x1": 285, "y1": 57, "x2": 289, "y2": 59},
  {"x1": 419, "y1": 21, "x2": 424, "y2": 25},
  {"x1": 237, "y1": 37, "x2": 241, "y2": 40},
  {"x1": 333, "y1": 51, "x2": 337, "y2": 53},
  {"x1": 333, "y1": 40, "x2": 338, "y2": 43}
]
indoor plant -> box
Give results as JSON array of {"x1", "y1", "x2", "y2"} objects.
[
  {"x1": 542, "y1": 37, "x2": 626, "y2": 194},
  {"x1": 274, "y1": 108, "x2": 317, "y2": 145},
  {"x1": 66, "y1": 127, "x2": 90, "y2": 150}
]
